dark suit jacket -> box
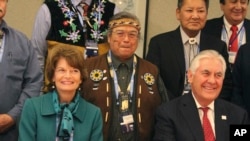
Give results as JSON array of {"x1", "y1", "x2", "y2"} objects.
[
  {"x1": 232, "y1": 43, "x2": 250, "y2": 117},
  {"x1": 153, "y1": 93, "x2": 249, "y2": 141},
  {"x1": 203, "y1": 16, "x2": 250, "y2": 44},
  {"x1": 146, "y1": 27, "x2": 232, "y2": 100}
]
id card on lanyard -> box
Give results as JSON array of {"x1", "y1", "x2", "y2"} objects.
[
  {"x1": 119, "y1": 93, "x2": 134, "y2": 133},
  {"x1": 222, "y1": 25, "x2": 245, "y2": 63},
  {"x1": 107, "y1": 51, "x2": 136, "y2": 133}
]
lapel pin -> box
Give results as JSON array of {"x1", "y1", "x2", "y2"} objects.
[
  {"x1": 143, "y1": 73, "x2": 155, "y2": 86},
  {"x1": 221, "y1": 115, "x2": 227, "y2": 120},
  {"x1": 90, "y1": 69, "x2": 104, "y2": 82}
]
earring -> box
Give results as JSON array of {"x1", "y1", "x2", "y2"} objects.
[
  {"x1": 51, "y1": 82, "x2": 55, "y2": 89},
  {"x1": 78, "y1": 87, "x2": 81, "y2": 91}
]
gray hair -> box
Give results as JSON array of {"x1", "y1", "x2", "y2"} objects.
[{"x1": 189, "y1": 50, "x2": 226, "y2": 76}]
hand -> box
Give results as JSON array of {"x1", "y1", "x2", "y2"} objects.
[{"x1": 0, "y1": 114, "x2": 15, "y2": 133}]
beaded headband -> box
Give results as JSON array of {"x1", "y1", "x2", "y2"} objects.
[{"x1": 108, "y1": 18, "x2": 141, "y2": 31}]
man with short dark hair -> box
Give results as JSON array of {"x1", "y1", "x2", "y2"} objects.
[
  {"x1": 203, "y1": 0, "x2": 250, "y2": 64},
  {"x1": 146, "y1": 0, "x2": 232, "y2": 101}
]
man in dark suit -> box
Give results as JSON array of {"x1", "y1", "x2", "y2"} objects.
[
  {"x1": 203, "y1": 0, "x2": 250, "y2": 64},
  {"x1": 153, "y1": 50, "x2": 249, "y2": 141},
  {"x1": 231, "y1": 43, "x2": 250, "y2": 119},
  {"x1": 146, "y1": 0, "x2": 232, "y2": 101}
]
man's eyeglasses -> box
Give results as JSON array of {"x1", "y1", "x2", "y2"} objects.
[{"x1": 112, "y1": 30, "x2": 139, "y2": 39}]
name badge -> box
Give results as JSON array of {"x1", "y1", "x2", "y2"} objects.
[
  {"x1": 228, "y1": 51, "x2": 237, "y2": 64},
  {"x1": 120, "y1": 114, "x2": 134, "y2": 133},
  {"x1": 85, "y1": 40, "x2": 98, "y2": 58}
]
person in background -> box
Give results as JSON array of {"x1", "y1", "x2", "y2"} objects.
[
  {"x1": 0, "y1": 0, "x2": 43, "y2": 141},
  {"x1": 82, "y1": 11, "x2": 169, "y2": 141},
  {"x1": 32, "y1": 0, "x2": 119, "y2": 91},
  {"x1": 203, "y1": 0, "x2": 250, "y2": 64},
  {"x1": 153, "y1": 50, "x2": 249, "y2": 141},
  {"x1": 146, "y1": 0, "x2": 232, "y2": 101},
  {"x1": 231, "y1": 43, "x2": 250, "y2": 120},
  {"x1": 18, "y1": 46, "x2": 103, "y2": 141}
]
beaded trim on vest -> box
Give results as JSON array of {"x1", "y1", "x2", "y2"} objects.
[
  {"x1": 87, "y1": 0, "x2": 107, "y2": 42},
  {"x1": 53, "y1": 0, "x2": 109, "y2": 43},
  {"x1": 82, "y1": 54, "x2": 162, "y2": 140},
  {"x1": 56, "y1": 0, "x2": 82, "y2": 43}
]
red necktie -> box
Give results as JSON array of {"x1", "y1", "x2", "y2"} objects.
[
  {"x1": 201, "y1": 107, "x2": 215, "y2": 141},
  {"x1": 229, "y1": 25, "x2": 238, "y2": 52}
]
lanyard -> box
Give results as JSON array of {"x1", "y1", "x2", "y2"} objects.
[
  {"x1": 221, "y1": 25, "x2": 245, "y2": 50},
  {"x1": 107, "y1": 51, "x2": 137, "y2": 103}
]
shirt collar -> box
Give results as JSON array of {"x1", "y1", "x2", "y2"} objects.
[
  {"x1": 110, "y1": 51, "x2": 134, "y2": 71},
  {"x1": 192, "y1": 93, "x2": 214, "y2": 111},
  {"x1": 76, "y1": 0, "x2": 91, "y2": 5},
  {"x1": 180, "y1": 26, "x2": 201, "y2": 45},
  {"x1": 85, "y1": 0, "x2": 92, "y2": 5},
  {"x1": 0, "y1": 20, "x2": 9, "y2": 32},
  {"x1": 72, "y1": 0, "x2": 81, "y2": 7},
  {"x1": 223, "y1": 16, "x2": 244, "y2": 33}
]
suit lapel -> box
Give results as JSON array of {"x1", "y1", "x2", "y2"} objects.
[
  {"x1": 214, "y1": 17, "x2": 224, "y2": 37},
  {"x1": 199, "y1": 33, "x2": 207, "y2": 51},
  {"x1": 41, "y1": 93, "x2": 56, "y2": 115},
  {"x1": 172, "y1": 27, "x2": 186, "y2": 75},
  {"x1": 214, "y1": 100, "x2": 229, "y2": 141},
  {"x1": 200, "y1": 31, "x2": 215, "y2": 51},
  {"x1": 244, "y1": 19, "x2": 250, "y2": 43},
  {"x1": 180, "y1": 93, "x2": 204, "y2": 141}
]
